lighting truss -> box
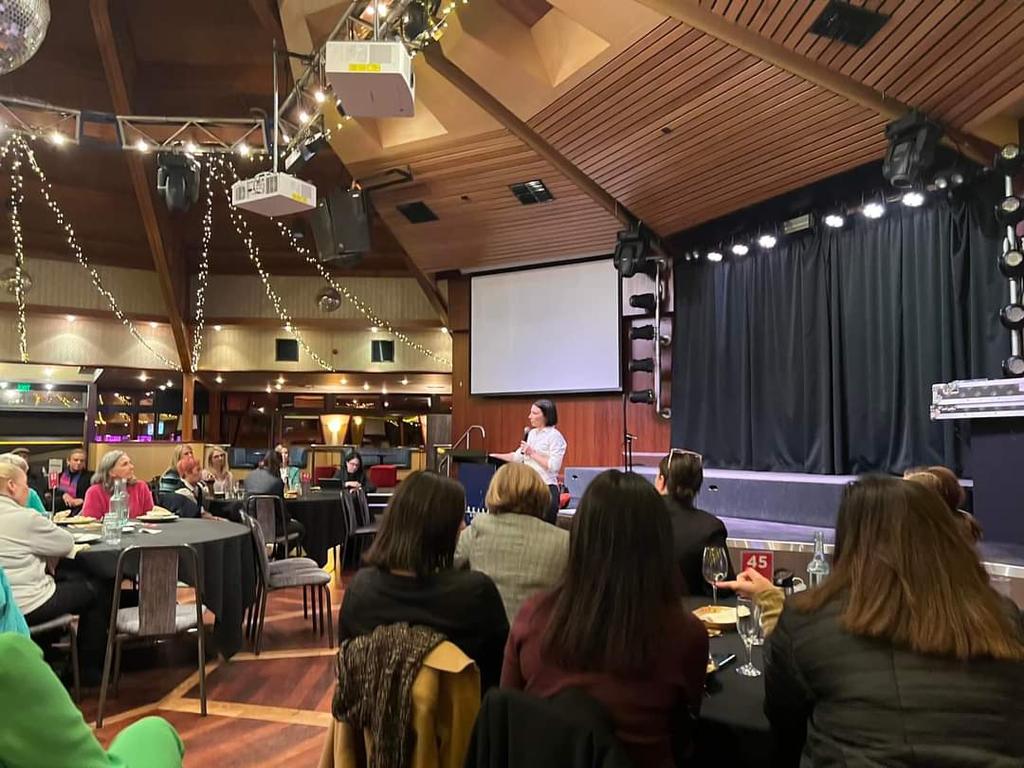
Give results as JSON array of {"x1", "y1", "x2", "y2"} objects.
[
  {"x1": 0, "y1": 95, "x2": 81, "y2": 144},
  {"x1": 117, "y1": 116, "x2": 268, "y2": 155}
]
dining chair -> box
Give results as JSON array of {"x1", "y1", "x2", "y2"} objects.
[
  {"x1": 341, "y1": 489, "x2": 378, "y2": 569},
  {"x1": 244, "y1": 514, "x2": 333, "y2": 655},
  {"x1": 244, "y1": 494, "x2": 300, "y2": 559},
  {"x1": 28, "y1": 614, "x2": 80, "y2": 702},
  {"x1": 96, "y1": 544, "x2": 207, "y2": 727}
]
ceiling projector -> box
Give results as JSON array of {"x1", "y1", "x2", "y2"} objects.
[
  {"x1": 231, "y1": 172, "x2": 316, "y2": 217},
  {"x1": 325, "y1": 40, "x2": 415, "y2": 118}
]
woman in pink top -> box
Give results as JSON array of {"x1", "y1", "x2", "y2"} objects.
[
  {"x1": 81, "y1": 450, "x2": 154, "y2": 519},
  {"x1": 501, "y1": 469, "x2": 709, "y2": 768}
]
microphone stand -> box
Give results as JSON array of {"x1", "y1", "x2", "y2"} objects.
[{"x1": 621, "y1": 392, "x2": 635, "y2": 472}]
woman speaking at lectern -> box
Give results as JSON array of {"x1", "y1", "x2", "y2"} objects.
[{"x1": 490, "y1": 399, "x2": 567, "y2": 525}]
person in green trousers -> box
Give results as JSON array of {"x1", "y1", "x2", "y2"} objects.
[{"x1": 0, "y1": 633, "x2": 184, "y2": 768}]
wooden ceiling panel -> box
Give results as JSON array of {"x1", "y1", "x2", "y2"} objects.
[
  {"x1": 353, "y1": 132, "x2": 621, "y2": 272},
  {"x1": 696, "y1": 0, "x2": 1024, "y2": 126}
]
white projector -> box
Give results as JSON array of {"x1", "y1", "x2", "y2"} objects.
[
  {"x1": 325, "y1": 40, "x2": 415, "y2": 118},
  {"x1": 231, "y1": 172, "x2": 316, "y2": 217}
]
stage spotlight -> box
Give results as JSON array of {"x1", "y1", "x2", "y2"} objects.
[
  {"x1": 999, "y1": 304, "x2": 1024, "y2": 330},
  {"x1": 901, "y1": 191, "x2": 925, "y2": 207},
  {"x1": 994, "y1": 144, "x2": 1022, "y2": 176},
  {"x1": 402, "y1": 1, "x2": 430, "y2": 39},
  {"x1": 731, "y1": 243, "x2": 749, "y2": 256},
  {"x1": 995, "y1": 195, "x2": 1024, "y2": 226},
  {"x1": 1003, "y1": 355, "x2": 1024, "y2": 377},
  {"x1": 629, "y1": 390, "x2": 655, "y2": 404},
  {"x1": 284, "y1": 131, "x2": 330, "y2": 174},
  {"x1": 613, "y1": 229, "x2": 655, "y2": 278},
  {"x1": 630, "y1": 325, "x2": 656, "y2": 341},
  {"x1": 862, "y1": 201, "x2": 886, "y2": 219},
  {"x1": 824, "y1": 213, "x2": 845, "y2": 228},
  {"x1": 156, "y1": 152, "x2": 200, "y2": 212},
  {"x1": 933, "y1": 175, "x2": 949, "y2": 190},
  {"x1": 882, "y1": 110, "x2": 942, "y2": 188},
  {"x1": 757, "y1": 234, "x2": 777, "y2": 249},
  {"x1": 999, "y1": 249, "x2": 1024, "y2": 279},
  {"x1": 629, "y1": 293, "x2": 657, "y2": 312},
  {"x1": 629, "y1": 358, "x2": 655, "y2": 373},
  {"x1": 706, "y1": 250, "x2": 723, "y2": 263}
]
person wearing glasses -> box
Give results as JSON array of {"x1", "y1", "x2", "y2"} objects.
[
  {"x1": 490, "y1": 399, "x2": 567, "y2": 524},
  {"x1": 655, "y1": 448, "x2": 734, "y2": 597}
]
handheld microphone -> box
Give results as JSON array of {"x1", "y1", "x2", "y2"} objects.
[{"x1": 522, "y1": 426, "x2": 531, "y2": 443}]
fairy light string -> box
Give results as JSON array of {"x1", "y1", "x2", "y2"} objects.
[
  {"x1": 209, "y1": 163, "x2": 450, "y2": 367},
  {"x1": 208, "y1": 155, "x2": 335, "y2": 371},
  {"x1": 190, "y1": 159, "x2": 214, "y2": 371},
  {"x1": 7, "y1": 149, "x2": 28, "y2": 362},
  {"x1": 14, "y1": 134, "x2": 181, "y2": 370}
]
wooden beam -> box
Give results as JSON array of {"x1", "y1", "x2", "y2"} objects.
[
  {"x1": 248, "y1": 0, "x2": 287, "y2": 48},
  {"x1": 632, "y1": 0, "x2": 996, "y2": 166},
  {"x1": 182, "y1": 372, "x2": 195, "y2": 441},
  {"x1": 423, "y1": 44, "x2": 658, "y2": 239},
  {"x1": 89, "y1": 0, "x2": 193, "y2": 373}
]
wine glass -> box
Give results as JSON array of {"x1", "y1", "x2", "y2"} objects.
[
  {"x1": 702, "y1": 546, "x2": 729, "y2": 605},
  {"x1": 735, "y1": 596, "x2": 761, "y2": 677}
]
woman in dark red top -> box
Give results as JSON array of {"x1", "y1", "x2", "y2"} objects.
[{"x1": 501, "y1": 469, "x2": 709, "y2": 768}]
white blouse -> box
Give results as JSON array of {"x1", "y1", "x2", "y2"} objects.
[{"x1": 514, "y1": 426, "x2": 567, "y2": 486}]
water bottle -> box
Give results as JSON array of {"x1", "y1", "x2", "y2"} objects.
[
  {"x1": 103, "y1": 478, "x2": 128, "y2": 545},
  {"x1": 807, "y1": 530, "x2": 830, "y2": 587}
]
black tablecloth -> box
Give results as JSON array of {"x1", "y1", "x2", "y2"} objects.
[
  {"x1": 286, "y1": 492, "x2": 347, "y2": 567},
  {"x1": 683, "y1": 596, "x2": 773, "y2": 767},
  {"x1": 77, "y1": 519, "x2": 256, "y2": 658}
]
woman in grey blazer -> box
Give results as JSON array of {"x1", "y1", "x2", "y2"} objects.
[{"x1": 456, "y1": 463, "x2": 569, "y2": 622}]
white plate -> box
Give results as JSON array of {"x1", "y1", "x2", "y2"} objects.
[
  {"x1": 138, "y1": 514, "x2": 178, "y2": 523},
  {"x1": 73, "y1": 532, "x2": 102, "y2": 544},
  {"x1": 693, "y1": 604, "x2": 751, "y2": 626}
]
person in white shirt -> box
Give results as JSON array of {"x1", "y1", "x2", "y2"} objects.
[
  {"x1": 0, "y1": 462, "x2": 109, "y2": 681},
  {"x1": 490, "y1": 399, "x2": 567, "y2": 524}
]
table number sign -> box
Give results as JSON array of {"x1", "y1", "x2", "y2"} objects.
[{"x1": 741, "y1": 550, "x2": 774, "y2": 580}]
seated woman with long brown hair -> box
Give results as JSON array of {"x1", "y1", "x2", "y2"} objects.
[
  {"x1": 903, "y1": 465, "x2": 983, "y2": 542},
  {"x1": 339, "y1": 471, "x2": 509, "y2": 689},
  {"x1": 766, "y1": 475, "x2": 1024, "y2": 768},
  {"x1": 501, "y1": 469, "x2": 709, "y2": 768}
]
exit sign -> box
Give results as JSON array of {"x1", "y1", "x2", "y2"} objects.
[{"x1": 15, "y1": 383, "x2": 31, "y2": 391}]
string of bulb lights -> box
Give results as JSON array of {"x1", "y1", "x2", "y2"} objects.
[
  {"x1": 682, "y1": 186, "x2": 943, "y2": 265},
  {"x1": 7, "y1": 149, "x2": 28, "y2": 362},
  {"x1": 9, "y1": 133, "x2": 183, "y2": 370},
  {"x1": 189, "y1": 161, "x2": 215, "y2": 371},
  {"x1": 208, "y1": 155, "x2": 337, "y2": 371}
]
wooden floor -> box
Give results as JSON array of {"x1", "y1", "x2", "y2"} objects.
[{"x1": 84, "y1": 563, "x2": 347, "y2": 767}]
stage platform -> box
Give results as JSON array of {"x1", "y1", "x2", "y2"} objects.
[{"x1": 561, "y1": 466, "x2": 1022, "y2": 581}]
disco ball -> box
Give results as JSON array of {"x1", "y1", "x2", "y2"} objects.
[
  {"x1": 316, "y1": 286, "x2": 341, "y2": 313},
  {"x1": 0, "y1": 0, "x2": 50, "y2": 75},
  {"x1": 0, "y1": 266, "x2": 32, "y2": 295}
]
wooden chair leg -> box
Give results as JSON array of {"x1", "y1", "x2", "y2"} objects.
[{"x1": 68, "y1": 623, "x2": 81, "y2": 703}]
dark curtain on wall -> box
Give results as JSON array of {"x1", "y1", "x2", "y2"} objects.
[{"x1": 670, "y1": 197, "x2": 1008, "y2": 475}]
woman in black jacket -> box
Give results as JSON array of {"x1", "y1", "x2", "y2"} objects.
[
  {"x1": 655, "y1": 449, "x2": 734, "y2": 596},
  {"x1": 332, "y1": 449, "x2": 376, "y2": 493},
  {"x1": 765, "y1": 475, "x2": 1024, "y2": 768}
]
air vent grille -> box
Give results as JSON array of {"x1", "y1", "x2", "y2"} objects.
[
  {"x1": 509, "y1": 179, "x2": 554, "y2": 205},
  {"x1": 397, "y1": 201, "x2": 438, "y2": 223},
  {"x1": 809, "y1": 1, "x2": 889, "y2": 48}
]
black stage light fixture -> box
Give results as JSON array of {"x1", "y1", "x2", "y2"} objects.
[
  {"x1": 1000, "y1": 304, "x2": 1024, "y2": 330},
  {"x1": 995, "y1": 195, "x2": 1024, "y2": 227},
  {"x1": 156, "y1": 152, "x2": 200, "y2": 212},
  {"x1": 630, "y1": 324, "x2": 656, "y2": 341},
  {"x1": 994, "y1": 144, "x2": 1023, "y2": 176},
  {"x1": 613, "y1": 228, "x2": 655, "y2": 278},
  {"x1": 1003, "y1": 355, "x2": 1024, "y2": 377},
  {"x1": 629, "y1": 293, "x2": 657, "y2": 312},
  {"x1": 629, "y1": 358, "x2": 654, "y2": 373},
  {"x1": 629, "y1": 390, "x2": 655, "y2": 404},
  {"x1": 402, "y1": 1, "x2": 430, "y2": 39},
  {"x1": 882, "y1": 111, "x2": 943, "y2": 189},
  {"x1": 284, "y1": 131, "x2": 330, "y2": 174},
  {"x1": 999, "y1": 249, "x2": 1024, "y2": 279}
]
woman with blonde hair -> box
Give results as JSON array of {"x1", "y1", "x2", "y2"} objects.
[
  {"x1": 455, "y1": 463, "x2": 569, "y2": 621},
  {"x1": 0, "y1": 454, "x2": 46, "y2": 515},
  {"x1": 766, "y1": 476, "x2": 1024, "y2": 767},
  {"x1": 204, "y1": 446, "x2": 234, "y2": 495},
  {"x1": 81, "y1": 450, "x2": 154, "y2": 519},
  {"x1": 158, "y1": 444, "x2": 194, "y2": 494}
]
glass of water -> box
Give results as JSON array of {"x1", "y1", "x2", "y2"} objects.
[
  {"x1": 735, "y1": 595, "x2": 761, "y2": 677},
  {"x1": 102, "y1": 512, "x2": 122, "y2": 546}
]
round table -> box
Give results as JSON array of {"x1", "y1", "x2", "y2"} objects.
[
  {"x1": 284, "y1": 491, "x2": 348, "y2": 567},
  {"x1": 683, "y1": 596, "x2": 773, "y2": 766},
  {"x1": 77, "y1": 518, "x2": 256, "y2": 659}
]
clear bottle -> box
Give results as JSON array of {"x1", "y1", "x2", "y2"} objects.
[
  {"x1": 103, "y1": 478, "x2": 128, "y2": 545},
  {"x1": 807, "y1": 531, "x2": 830, "y2": 587}
]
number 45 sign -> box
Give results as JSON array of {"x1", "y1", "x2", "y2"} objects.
[{"x1": 741, "y1": 550, "x2": 774, "y2": 580}]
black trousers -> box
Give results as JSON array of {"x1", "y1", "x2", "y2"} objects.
[
  {"x1": 546, "y1": 485, "x2": 560, "y2": 525},
  {"x1": 24, "y1": 561, "x2": 111, "y2": 671}
]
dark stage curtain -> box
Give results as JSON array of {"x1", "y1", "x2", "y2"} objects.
[{"x1": 671, "y1": 199, "x2": 1007, "y2": 475}]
